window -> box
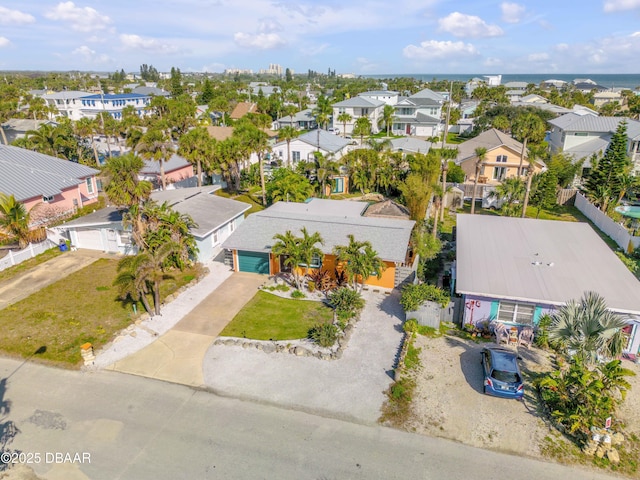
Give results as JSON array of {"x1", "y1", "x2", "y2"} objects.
[
  {"x1": 361, "y1": 108, "x2": 369, "y2": 115},
  {"x1": 42, "y1": 195, "x2": 54, "y2": 203},
  {"x1": 575, "y1": 132, "x2": 588, "y2": 136},
  {"x1": 497, "y1": 301, "x2": 535, "y2": 325},
  {"x1": 292, "y1": 151, "x2": 301, "y2": 162},
  {"x1": 86, "y1": 177, "x2": 94, "y2": 194},
  {"x1": 213, "y1": 230, "x2": 219, "y2": 245},
  {"x1": 229, "y1": 220, "x2": 236, "y2": 233},
  {"x1": 496, "y1": 155, "x2": 507, "y2": 163},
  {"x1": 338, "y1": 107, "x2": 345, "y2": 114},
  {"x1": 493, "y1": 167, "x2": 506, "y2": 180},
  {"x1": 298, "y1": 253, "x2": 322, "y2": 269}
]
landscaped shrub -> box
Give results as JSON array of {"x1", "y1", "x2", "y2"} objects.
[
  {"x1": 308, "y1": 269, "x2": 335, "y2": 294},
  {"x1": 403, "y1": 319, "x2": 419, "y2": 334},
  {"x1": 291, "y1": 289, "x2": 306, "y2": 299},
  {"x1": 328, "y1": 287, "x2": 364, "y2": 321},
  {"x1": 400, "y1": 283, "x2": 450, "y2": 311},
  {"x1": 308, "y1": 322, "x2": 339, "y2": 347}
]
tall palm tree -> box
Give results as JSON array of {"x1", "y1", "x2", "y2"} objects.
[
  {"x1": 178, "y1": 126, "x2": 216, "y2": 187},
  {"x1": 312, "y1": 152, "x2": 339, "y2": 198},
  {"x1": 312, "y1": 95, "x2": 332, "y2": 130},
  {"x1": 298, "y1": 227, "x2": 324, "y2": 289},
  {"x1": 488, "y1": 177, "x2": 525, "y2": 217},
  {"x1": 470, "y1": 147, "x2": 487, "y2": 214},
  {"x1": 333, "y1": 234, "x2": 385, "y2": 291},
  {"x1": 102, "y1": 153, "x2": 152, "y2": 247},
  {"x1": 271, "y1": 230, "x2": 304, "y2": 289},
  {"x1": 135, "y1": 127, "x2": 174, "y2": 190},
  {"x1": 353, "y1": 116, "x2": 372, "y2": 145},
  {"x1": 549, "y1": 291, "x2": 630, "y2": 365},
  {"x1": 278, "y1": 126, "x2": 299, "y2": 167},
  {"x1": 234, "y1": 121, "x2": 270, "y2": 205},
  {"x1": 0, "y1": 193, "x2": 30, "y2": 248},
  {"x1": 512, "y1": 113, "x2": 545, "y2": 178},
  {"x1": 337, "y1": 111, "x2": 352, "y2": 137},
  {"x1": 75, "y1": 117, "x2": 100, "y2": 166},
  {"x1": 379, "y1": 104, "x2": 395, "y2": 137}
]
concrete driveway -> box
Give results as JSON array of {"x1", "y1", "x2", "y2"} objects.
[
  {"x1": 107, "y1": 272, "x2": 265, "y2": 387},
  {"x1": 0, "y1": 249, "x2": 107, "y2": 310},
  {"x1": 203, "y1": 289, "x2": 405, "y2": 425}
]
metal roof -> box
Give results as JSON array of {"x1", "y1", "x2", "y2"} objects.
[
  {"x1": 140, "y1": 154, "x2": 192, "y2": 174},
  {"x1": 389, "y1": 137, "x2": 432, "y2": 153},
  {"x1": 151, "y1": 187, "x2": 251, "y2": 238},
  {"x1": 456, "y1": 214, "x2": 640, "y2": 314},
  {"x1": 286, "y1": 129, "x2": 351, "y2": 153},
  {"x1": 548, "y1": 114, "x2": 640, "y2": 139},
  {"x1": 0, "y1": 145, "x2": 99, "y2": 201},
  {"x1": 82, "y1": 93, "x2": 150, "y2": 100},
  {"x1": 222, "y1": 198, "x2": 415, "y2": 263},
  {"x1": 332, "y1": 97, "x2": 384, "y2": 108}
]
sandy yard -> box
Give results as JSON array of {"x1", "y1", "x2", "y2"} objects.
[{"x1": 405, "y1": 333, "x2": 640, "y2": 460}]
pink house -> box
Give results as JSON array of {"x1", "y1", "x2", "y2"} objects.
[
  {"x1": 0, "y1": 145, "x2": 100, "y2": 225},
  {"x1": 139, "y1": 154, "x2": 195, "y2": 189}
]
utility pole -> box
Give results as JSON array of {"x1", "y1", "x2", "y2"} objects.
[{"x1": 440, "y1": 81, "x2": 453, "y2": 149}]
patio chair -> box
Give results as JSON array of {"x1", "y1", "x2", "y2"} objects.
[
  {"x1": 493, "y1": 322, "x2": 509, "y2": 345},
  {"x1": 518, "y1": 327, "x2": 534, "y2": 349}
]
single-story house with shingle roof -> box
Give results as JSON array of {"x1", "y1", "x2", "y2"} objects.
[
  {"x1": 0, "y1": 144, "x2": 99, "y2": 218},
  {"x1": 221, "y1": 198, "x2": 416, "y2": 288},
  {"x1": 1, "y1": 118, "x2": 58, "y2": 144},
  {"x1": 56, "y1": 186, "x2": 251, "y2": 260},
  {"x1": 139, "y1": 154, "x2": 195, "y2": 189},
  {"x1": 456, "y1": 214, "x2": 640, "y2": 357}
]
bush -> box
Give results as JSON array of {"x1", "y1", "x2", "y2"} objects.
[
  {"x1": 291, "y1": 289, "x2": 306, "y2": 299},
  {"x1": 403, "y1": 319, "x2": 418, "y2": 334},
  {"x1": 400, "y1": 283, "x2": 450, "y2": 311},
  {"x1": 328, "y1": 287, "x2": 364, "y2": 322},
  {"x1": 308, "y1": 322, "x2": 339, "y2": 347}
]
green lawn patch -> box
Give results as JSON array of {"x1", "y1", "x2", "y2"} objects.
[
  {"x1": 0, "y1": 258, "x2": 199, "y2": 366},
  {"x1": 220, "y1": 290, "x2": 334, "y2": 340},
  {"x1": 0, "y1": 247, "x2": 63, "y2": 283},
  {"x1": 215, "y1": 189, "x2": 265, "y2": 215}
]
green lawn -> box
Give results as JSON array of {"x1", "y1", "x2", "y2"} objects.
[
  {"x1": 220, "y1": 291, "x2": 334, "y2": 340},
  {"x1": 0, "y1": 258, "x2": 199, "y2": 366},
  {"x1": 215, "y1": 189, "x2": 265, "y2": 216}
]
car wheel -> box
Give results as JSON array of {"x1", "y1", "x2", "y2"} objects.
[{"x1": 483, "y1": 385, "x2": 487, "y2": 394}]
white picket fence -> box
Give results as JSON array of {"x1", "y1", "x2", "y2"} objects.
[
  {"x1": 0, "y1": 239, "x2": 58, "y2": 272},
  {"x1": 574, "y1": 193, "x2": 640, "y2": 252}
]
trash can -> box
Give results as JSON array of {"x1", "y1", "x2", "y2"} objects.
[{"x1": 59, "y1": 240, "x2": 68, "y2": 252}]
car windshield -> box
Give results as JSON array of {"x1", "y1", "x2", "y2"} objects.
[{"x1": 492, "y1": 369, "x2": 520, "y2": 383}]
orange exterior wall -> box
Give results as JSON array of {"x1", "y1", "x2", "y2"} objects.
[
  {"x1": 460, "y1": 146, "x2": 541, "y2": 186},
  {"x1": 272, "y1": 253, "x2": 396, "y2": 289}
]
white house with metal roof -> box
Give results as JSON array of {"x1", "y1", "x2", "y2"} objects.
[
  {"x1": 0, "y1": 145, "x2": 99, "y2": 221},
  {"x1": 41, "y1": 90, "x2": 93, "y2": 121},
  {"x1": 547, "y1": 112, "x2": 640, "y2": 171},
  {"x1": 332, "y1": 96, "x2": 385, "y2": 135},
  {"x1": 392, "y1": 88, "x2": 446, "y2": 137},
  {"x1": 222, "y1": 198, "x2": 416, "y2": 288},
  {"x1": 56, "y1": 186, "x2": 250, "y2": 260},
  {"x1": 456, "y1": 214, "x2": 640, "y2": 357},
  {"x1": 272, "y1": 129, "x2": 352, "y2": 165}
]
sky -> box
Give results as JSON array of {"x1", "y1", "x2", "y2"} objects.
[{"x1": 1, "y1": 1, "x2": 640, "y2": 75}]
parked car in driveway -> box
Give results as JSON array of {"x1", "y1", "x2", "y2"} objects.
[{"x1": 480, "y1": 346, "x2": 524, "y2": 400}]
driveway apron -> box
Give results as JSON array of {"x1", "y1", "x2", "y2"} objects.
[{"x1": 108, "y1": 272, "x2": 265, "y2": 387}]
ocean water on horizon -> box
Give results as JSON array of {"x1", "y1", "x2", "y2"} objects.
[{"x1": 365, "y1": 73, "x2": 640, "y2": 89}]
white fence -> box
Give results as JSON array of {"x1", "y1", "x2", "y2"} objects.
[
  {"x1": 574, "y1": 193, "x2": 640, "y2": 252},
  {"x1": 0, "y1": 239, "x2": 58, "y2": 272}
]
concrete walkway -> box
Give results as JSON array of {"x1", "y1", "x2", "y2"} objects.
[
  {"x1": 106, "y1": 272, "x2": 265, "y2": 387},
  {"x1": 0, "y1": 249, "x2": 109, "y2": 310}
]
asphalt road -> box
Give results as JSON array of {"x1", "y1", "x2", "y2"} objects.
[{"x1": 0, "y1": 358, "x2": 617, "y2": 480}]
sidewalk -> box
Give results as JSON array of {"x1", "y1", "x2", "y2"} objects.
[{"x1": 0, "y1": 249, "x2": 108, "y2": 310}]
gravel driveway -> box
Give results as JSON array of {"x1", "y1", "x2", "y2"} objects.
[{"x1": 203, "y1": 289, "x2": 405, "y2": 424}]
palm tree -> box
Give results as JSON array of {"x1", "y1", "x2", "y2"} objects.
[
  {"x1": 298, "y1": 227, "x2": 324, "y2": 289},
  {"x1": 234, "y1": 121, "x2": 270, "y2": 205},
  {"x1": 333, "y1": 234, "x2": 385, "y2": 291},
  {"x1": 549, "y1": 291, "x2": 630, "y2": 365},
  {"x1": 313, "y1": 152, "x2": 339, "y2": 198},
  {"x1": 470, "y1": 147, "x2": 487, "y2": 214},
  {"x1": 353, "y1": 116, "x2": 372, "y2": 145},
  {"x1": 278, "y1": 126, "x2": 298, "y2": 167},
  {"x1": 312, "y1": 95, "x2": 332, "y2": 130},
  {"x1": 178, "y1": 126, "x2": 215, "y2": 187},
  {"x1": 337, "y1": 111, "x2": 352, "y2": 137},
  {"x1": 102, "y1": 153, "x2": 152, "y2": 247},
  {"x1": 488, "y1": 177, "x2": 525, "y2": 217},
  {"x1": 271, "y1": 230, "x2": 304, "y2": 289},
  {"x1": 512, "y1": 113, "x2": 545, "y2": 178},
  {"x1": 0, "y1": 193, "x2": 30, "y2": 248},
  {"x1": 135, "y1": 127, "x2": 174, "y2": 190},
  {"x1": 75, "y1": 117, "x2": 100, "y2": 166},
  {"x1": 379, "y1": 104, "x2": 395, "y2": 137}
]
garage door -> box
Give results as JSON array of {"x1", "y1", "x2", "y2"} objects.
[
  {"x1": 237, "y1": 251, "x2": 270, "y2": 274},
  {"x1": 76, "y1": 229, "x2": 104, "y2": 251}
]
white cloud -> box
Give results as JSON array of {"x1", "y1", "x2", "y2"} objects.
[
  {"x1": 45, "y1": 2, "x2": 111, "y2": 32},
  {"x1": 603, "y1": 0, "x2": 640, "y2": 12},
  {"x1": 548, "y1": 30, "x2": 640, "y2": 71},
  {"x1": 484, "y1": 57, "x2": 503, "y2": 67},
  {"x1": 257, "y1": 17, "x2": 283, "y2": 33},
  {"x1": 299, "y1": 43, "x2": 329, "y2": 56},
  {"x1": 0, "y1": 37, "x2": 10, "y2": 48},
  {"x1": 438, "y1": 12, "x2": 503, "y2": 38},
  {"x1": 119, "y1": 34, "x2": 180, "y2": 53},
  {"x1": 501, "y1": 2, "x2": 526, "y2": 23},
  {"x1": 0, "y1": 7, "x2": 36, "y2": 25},
  {"x1": 403, "y1": 40, "x2": 479, "y2": 60},
  {"x1": 527, "y1": 52, "x2": 549, "y2": 62},
  {"x1": 355, "y1": 57, "x2": 379, "y2": 72},
  {"x1": 72, "y1": 45, "x2": 111, "y2": 64},
  {"x1": 233, "y1": 32, "x2": 286, "y2": 49}
]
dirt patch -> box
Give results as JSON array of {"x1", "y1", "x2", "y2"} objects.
[{"x1": 405, "y1": 333, "x2": 640, "y2": 460}]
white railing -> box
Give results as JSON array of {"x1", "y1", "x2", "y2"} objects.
[
  {"x1": 574, "y1": 193, "x2": 640, "y2": 252},
  {"x1": 0, "y1": 239, "x2": 58, "y2": 272}
]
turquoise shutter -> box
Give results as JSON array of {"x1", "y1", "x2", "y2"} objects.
[
  {"x1": 489, "y1": 301, "x2": 499, "y2": 321},
  {"x1": 533, "y1": 306, "x2": 543, "y2": 325}
]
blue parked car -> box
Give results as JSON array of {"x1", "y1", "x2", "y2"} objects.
[{"x1": 481, "y1": 346, "x2": 524, "y2": 400}]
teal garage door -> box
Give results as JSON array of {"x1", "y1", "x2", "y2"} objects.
[{"x1": 237, "y1": 250, "x2": 270, "y2": 274}]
